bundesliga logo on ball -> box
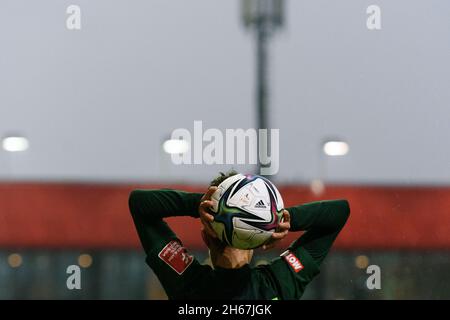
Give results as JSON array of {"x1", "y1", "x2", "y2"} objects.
[{"x1": 210, "y1": 174, "x2": 285, "y2": 249}]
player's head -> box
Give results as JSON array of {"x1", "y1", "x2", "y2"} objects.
[
  {"x1": 203, "y1": 169, "x2": 254, "y2": 268},
  {"x1": 201, "y1": 228, "x2": 254, "y2": 269},
  {"x1": 209, "y1": 169, "x2": 239, "y2": 187}
]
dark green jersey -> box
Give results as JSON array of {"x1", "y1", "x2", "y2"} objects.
[{"x1": 128, "y1": 189, "x2": 350, "y2": 300}]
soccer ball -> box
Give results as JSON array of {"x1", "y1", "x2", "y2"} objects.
[{"x1": 210, "y1": 173, "x2": 284, "y2": 250}]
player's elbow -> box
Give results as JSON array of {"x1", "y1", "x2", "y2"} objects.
[
  {"x1": 128, "y1": 190, "x2": 143, "y2": 217},
  {"x1": 335, "y1": 199, "x2": 350, "y2": 230}
]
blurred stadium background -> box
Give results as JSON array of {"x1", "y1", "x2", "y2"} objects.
[{"x1": 1, "y1": 0, "x2": 449, "y2": 299}]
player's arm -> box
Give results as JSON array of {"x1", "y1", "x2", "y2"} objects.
[
  {"x1": 286, "y1": 199, "x2": 350, "y2": 266},
  {"x1": 128, "y1": 189, "x2": 211, "y2": 299},
  {"x1": 129, "y1": 189, "x2": 203, "y2": 221},
  {"x1": 262, "y1": 200, "x2": 350, "y2": 300},
  {"x1": 128, "y1": 189, "x2": 203, "y2": 255}
]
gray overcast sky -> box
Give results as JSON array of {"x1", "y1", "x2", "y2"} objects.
[{"x1": 0, "y1": 0, "x2": 449, "y2": 184}]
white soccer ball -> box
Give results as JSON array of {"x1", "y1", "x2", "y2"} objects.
[{"x1": 210, "y1": 173, "x2": 284, "y2": 249}]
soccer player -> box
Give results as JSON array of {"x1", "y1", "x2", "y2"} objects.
[{"x1": 128, "y1": 171, "x2": 350, "y2": 300}]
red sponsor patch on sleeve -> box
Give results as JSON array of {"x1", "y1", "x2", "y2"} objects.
[
  {"x1": 281, "y1": 250, "x2": 304, "y2": 273},
  {"x1": 158, "y1": 240, "x2": 194, "y2": 275}
]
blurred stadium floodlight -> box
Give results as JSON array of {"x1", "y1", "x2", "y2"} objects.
[
  {"x1": 2, "y1": 136, "x2": 29, "y2": 152},
  {"x1": 323, "y1": 140, "x2": 350, "y2": 156},
  {"x1": 162, "y1": 139, "x2": 189, "y2": 155},
  {"x1": 241, "y1": 0, "x2": 284, "y2": 176},
  {"x1": 160, "y1": 137, "x2": 190, "y2": 180},
  {"x1": 241, "y1": 0, "x2": 284, "y2": 28},
  {"x1": 310, "y1": 179, "x2": 325, "y2": 196},
  {"x1": 313, "y1": 139, "x2": 349, "y2": 195}
]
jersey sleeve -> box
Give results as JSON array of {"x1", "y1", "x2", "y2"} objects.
[
  {"x1": 129, "y1": 189, "x2": 203, "y2": 220},
  {"x1": 128, "y1": 189, "x2": 212, "y2": 299},
  {"x1": 264, "y1": 199, "x2": 350, "y2": 299},
  {"x1": 288, "y1": 199, "x2": 350, "y2": 265}
]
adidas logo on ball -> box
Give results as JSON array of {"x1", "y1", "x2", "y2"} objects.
[{"x1": 254, "y1": 200, "x2": 267, "y2": 208}]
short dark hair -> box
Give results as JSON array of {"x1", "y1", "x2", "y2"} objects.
[{"x1": 210, "y1": 169, "x2": 239, "y2": 187}]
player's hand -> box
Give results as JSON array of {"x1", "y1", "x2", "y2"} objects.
[
  {"x1": 262, "y1": 209, "x2": 290, "y2": 250},
  {"x1": 199, "y1": 186, "x2": 218, "y2": 239}
]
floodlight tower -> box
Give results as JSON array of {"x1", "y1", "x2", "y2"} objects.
[{"x1": 241, "y1": 0, "x2": 284, "y2": 176}]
